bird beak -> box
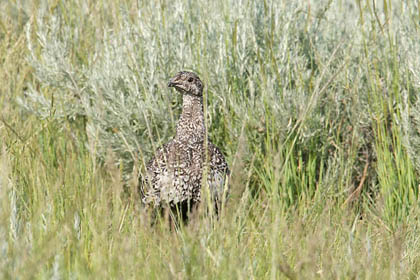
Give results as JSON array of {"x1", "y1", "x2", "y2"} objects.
[{"x1": 168, "y1": 77, "x2": 178, "y2": 88}]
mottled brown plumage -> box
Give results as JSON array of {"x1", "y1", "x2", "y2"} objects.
[{"x1": 142, "y1": 71, "x2": 229, "y2": 216}]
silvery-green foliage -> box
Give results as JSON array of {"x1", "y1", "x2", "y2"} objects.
[
  {"x1": 401, "y1": 32, "x2": 420, "y2": 173},
  {"x1": 393, "y1": 1, "x2": 420, "y2": 174},
  {"x1": 21, "y1": 5, "x2": 180, "y2": 177},
  {"x1": 20, "y1": 0, "x2": 420, "y2": 182},
  {"x1": 21, "y1": 10, "x2": 87, "y2": 120}
]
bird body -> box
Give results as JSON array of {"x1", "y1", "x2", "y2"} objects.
[{"x1": 143, "y1": 71, "x2": 229, "y2": 214}]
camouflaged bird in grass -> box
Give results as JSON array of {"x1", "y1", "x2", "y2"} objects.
[{"x1": 142, "y1": 71, "x2": 229, "y2": 218}]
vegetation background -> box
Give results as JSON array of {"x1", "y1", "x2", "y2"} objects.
[{"x1": 1, "y1": 0, "x2": 420, "y2": 278}]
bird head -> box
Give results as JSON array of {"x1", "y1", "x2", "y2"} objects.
[{"x1": 168, "y1": 71, "x2": 203, "y2": 96}]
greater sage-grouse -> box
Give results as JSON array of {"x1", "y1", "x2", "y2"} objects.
[{"x1": 142, "y1": 71, "x2": 229, "y2": 217}]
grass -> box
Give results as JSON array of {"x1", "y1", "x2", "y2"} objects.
[{"x1": 1, "y1": 0, "x2": 420, "y2": 278}]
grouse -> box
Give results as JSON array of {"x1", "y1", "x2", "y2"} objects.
[{"x1": 142, "y1": 71, "x2": 229, "y2": 219}]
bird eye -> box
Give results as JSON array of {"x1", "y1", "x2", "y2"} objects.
[{"x1": 188, "y1": 77, "x2": 194, "y2": 83}]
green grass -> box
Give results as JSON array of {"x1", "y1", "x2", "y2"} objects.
[{"x1": 1, "y1": 0, "x2": 420, "y2": 278}]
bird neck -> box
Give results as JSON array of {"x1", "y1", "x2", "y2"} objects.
[{"x1": 175, "y1": 94, "x2": 206, "y2": 143}]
